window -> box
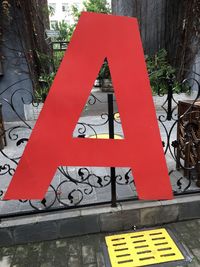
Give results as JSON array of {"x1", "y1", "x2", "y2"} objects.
[{"x1": 62, "y1": 3, "x2": 69, "y2": 12}]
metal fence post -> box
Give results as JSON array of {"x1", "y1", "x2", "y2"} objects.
[
  {"x1": 166, "y1": 77, "x2": 173, "y2": 121},
  {"x1": 0, "y1": 103, "x2": 6, "y2": 149},
  {"x1": 108, "y1": 94, "x2": 117, "y2": 207}
]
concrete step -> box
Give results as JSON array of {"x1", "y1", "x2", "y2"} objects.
[{"x1": 1, "y1": 194, "x2": 200, "y2": 247}]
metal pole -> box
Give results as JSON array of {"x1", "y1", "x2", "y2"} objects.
[
  {"x1": 108, "y1": 94, "x2": 117, "y2": 207},
  {"x1": 167, "y1": 77, "x2": 173, "y2": 121}
]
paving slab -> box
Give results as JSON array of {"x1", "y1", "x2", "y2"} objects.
[{"x1": 0, "y1": 219, "x2": 199, "y2": 267}]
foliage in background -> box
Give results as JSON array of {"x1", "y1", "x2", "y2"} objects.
[
  {"x1": 53, "y1": 0, "x2": 111, "y2": 42},
  {"x1": 72, "y1": 0, "x2": 111, "y2": 23},
  {"x1": 36, "y1": 1, "x2": 187, "y2": 102},
  {"x1": 36, "y1": 51, "x2": 53, "y2": 74},
  {"x1": 35, "y1": 72, "x2": 56, "y2": 103},
  {"x1": 98, "y1": 59, "x2": 111, "y2": 80},
  {"x1": 98, "y1": 50, "x2": 187, "y2": 96},
  {"x1": 52, "y1": 20, "x2": 74, "y2": 42},
  {"x1": 35, "y1": 49, "x2": 189, "y2": 102},
  {"x1": 83, "y1": 0, "x2": 111, "y2": 13},
  {"x1": 53, "y1": 51, "x2": 65, "y2": 71},
  {"x1": 146, "y1": 49, "x2": 189, "y2": 95},
  {"x1": 48, "y1": 5, "x2": 55, "y2": 16},
  {"x1": 35, "y1": 0, "x2": 111, "y2": 101}
]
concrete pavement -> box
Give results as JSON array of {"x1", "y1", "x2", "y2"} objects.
[{"x1": 0, "y1": 219, "x2": 200, "y2": 267}]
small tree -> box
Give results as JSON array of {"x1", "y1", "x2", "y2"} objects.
[
  {"x1": 71, "y1": 0, "x2": 111, "y2": 83},
  {"x1": 72, "y1": 0, "x2": 111, "y2": 22},
  {"x1": 52, "y1": 20, "x2": 74, "y2": 41},
  {"x1": 83, "y1": 0, "x2": 111, "y2": 13},
  {"x1": 53, "y1": 0, "x2": 111, "y2": 42},
  {"x1": 71, "y1": 0, "x2": 111, "y2": 35},
  {"x1": 48, "y1": 0, "x2": 111, "y2": 95}
]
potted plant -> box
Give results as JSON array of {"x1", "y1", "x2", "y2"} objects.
[{"x1": 98, "y1": 59, "x2": 113, "y2": 92}]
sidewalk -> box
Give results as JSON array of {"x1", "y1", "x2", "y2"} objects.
[{"x1": 0, "y1": 219, "x2": 200, "y2": 267}]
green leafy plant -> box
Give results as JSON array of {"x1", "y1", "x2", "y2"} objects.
[
  {"x1": 72, "y1": 0, "x2": 111, "y2": 22},
  {"x1": 53, "y1": 50, "x2": 65, "y2": 71},
  {"x1": 69, "y1": 0, "x2": 111, "y2": 41},
  {"x1": 34, "y1": 87, "x2": 49, "y2": 103},
  {"x1": 35, "y1": 72, "x2": 56, "y2": 103},
  {"x1": 98, "y1": 59, "x2": 111, "y2": 80},
  {"x1": 98, "y1": 50, "x2": 189, "y2": 94},
  {"x1": 51, "y1": 1, "x2": 111, "y2": 43},
  {"x1": 36, "y1": 51, "x2": 53, "y2": 74},
  {"x1": 83, "y1": 0, "x2": 111, "y2": 14},
  {"x1": 146, "y1": 49, "x2": 189, "y2": 95},
  {"x1": 35, "y1": 49, "x2": 189, "y2": 102},
  {"x1": 52, "y1": 20, "x2": 74, "y2": 42}
]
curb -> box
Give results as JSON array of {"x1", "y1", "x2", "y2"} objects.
[{"x1": 0, "y1": 194, "x2": 200, "y2": 247}]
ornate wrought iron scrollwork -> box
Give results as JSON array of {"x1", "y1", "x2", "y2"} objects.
[
  {"x1": 157, "y1": 74, "x2": 200, "y2": 193},
  {"x1": 0, "y1": 71, "x2": 200, "y2": 216},
  {"x1": 0, "y1": 85, "x2": 133, "y2": 215}
]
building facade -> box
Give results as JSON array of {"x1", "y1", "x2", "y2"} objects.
[{"x1": 48, "y1": 0, "x2": 83, "y2": 28}]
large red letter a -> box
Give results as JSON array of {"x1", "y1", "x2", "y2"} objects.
[{"x1": 4, "y1": 12, "x2": 173, "y2": 200}]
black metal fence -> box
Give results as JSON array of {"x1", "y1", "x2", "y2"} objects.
[{"x1": 0, "y1": 69, "x2": 200, "y2": 218}]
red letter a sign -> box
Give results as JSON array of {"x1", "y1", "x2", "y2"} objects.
[{"x1": 4, "y1": 12, "x2": 173, "y2": 200}]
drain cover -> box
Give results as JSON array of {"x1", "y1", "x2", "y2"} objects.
[{"x1": 105, "y1": 228, "x2": 185, "y2": 266}]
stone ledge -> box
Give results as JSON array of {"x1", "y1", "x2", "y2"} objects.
[{"x1": 0, "y1": 194, "x2": 200, "y2": 247}]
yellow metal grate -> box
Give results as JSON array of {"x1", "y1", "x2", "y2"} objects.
[
  {"x1": 89, "y1": 133, "x2": 123, "y2": 139},
  {"x1": 105, "y1": 228, "x2": 184, "y2": 267}
]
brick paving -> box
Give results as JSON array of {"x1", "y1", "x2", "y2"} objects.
[{"x1": 0, "y1": 219, "x2": 200, "y2": 267}]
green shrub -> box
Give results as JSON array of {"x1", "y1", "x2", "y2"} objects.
[
  {"x1": 35, "y1": 45, "x2": 188, "y2": 101},
  {"x1": 146, "y1": 49, "x2": 189, "y2": 95},
  {"x1": 53, "y1": 51, "x2": 65, "y2": 71},
  {"x1": 98, "y1": 59, "x2": 111, "y2": 80},
  {"x1": 35, "y1": 72, "x2": 56, "y2": 103}
]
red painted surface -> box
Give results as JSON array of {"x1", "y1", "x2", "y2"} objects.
[{"x1": 4, "y1": 12, "x2": 173, "y2": 200}]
